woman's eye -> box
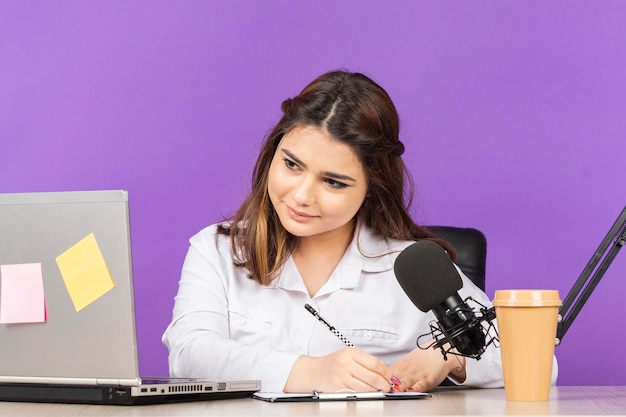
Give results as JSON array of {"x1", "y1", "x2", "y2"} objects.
[
  {"x1": 282, "y1": 158, "x2": 298, "y2": 170},
  {"x1": 325, "y1": 178, "x2": 348, "y2": 189}
]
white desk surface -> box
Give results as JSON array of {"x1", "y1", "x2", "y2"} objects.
[{"x1": 1, "y1": 386, "x2": 625, "y2": 416}]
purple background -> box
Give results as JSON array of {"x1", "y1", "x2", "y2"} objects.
[{"x1": 1, "y1": 1, "x2": 624, "y2": 386}]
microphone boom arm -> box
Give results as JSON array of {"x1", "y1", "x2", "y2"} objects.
[{"x1": 556, "y1": 206, "x2": 626, "y2": 345}]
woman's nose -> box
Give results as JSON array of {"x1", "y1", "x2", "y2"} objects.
[{"x1": 292, "y1": 176, "x2": 316, "y2": 206}]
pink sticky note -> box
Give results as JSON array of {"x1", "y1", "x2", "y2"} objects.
[{"x1": 0, "y1": 263, "x2": 46, "y2": 324}]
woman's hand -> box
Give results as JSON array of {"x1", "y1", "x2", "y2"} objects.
[
  {"x1": 389, "y1": 343, "x2": 466, "y2": 392},
  {"x1": 284, "y1": 348, "x2": 393, "y2": 393}
]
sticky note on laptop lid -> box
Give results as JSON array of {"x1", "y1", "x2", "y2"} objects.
[
  {"x1": 55, "y1": 233, "x2": 115, "y2": 312},
  {"x1": 0, "y1": 262, "x2": 46, "y2": 324}
]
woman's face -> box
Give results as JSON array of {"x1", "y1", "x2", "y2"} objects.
[{"x1": 267, "y1": 125, "x2": 368, "y2": 241}]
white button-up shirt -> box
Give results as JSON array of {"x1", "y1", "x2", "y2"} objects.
[{"x1": 162, "y1": 222, "x2": 507, "y2": 392}]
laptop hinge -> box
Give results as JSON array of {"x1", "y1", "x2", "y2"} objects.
[
  {"x1": 96, "y1": 377, "x2": 142, "y2": 386},
  {"x1": 0, "y1": 376, "x2": 100, "y2": 385}
]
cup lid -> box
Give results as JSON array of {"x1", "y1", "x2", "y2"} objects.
[{"x1": 493, "y1": 289, "x2": 562, "y2": 307}]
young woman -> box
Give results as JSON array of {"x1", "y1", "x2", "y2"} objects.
[{"x1": 162, "y1": 70, "x2": 506, "y2": 393}]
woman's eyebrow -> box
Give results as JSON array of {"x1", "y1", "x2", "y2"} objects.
[{"x1": 281, "y1": 149, "x2": 357, "y2": 182}]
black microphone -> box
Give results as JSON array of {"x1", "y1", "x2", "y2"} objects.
[{"x1": 393, "y1": 240, "x2": 496, "y2": 360}]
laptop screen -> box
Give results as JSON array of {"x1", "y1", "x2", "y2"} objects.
[{"x1": 0, "y1": 190, "x2": 140, "y2": 384}]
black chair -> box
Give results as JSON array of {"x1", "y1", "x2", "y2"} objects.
[{"x1": 427, "y1": 226, "x2": 487, "y2": 291}]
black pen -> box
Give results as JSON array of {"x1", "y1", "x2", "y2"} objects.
[{"x1": 304, "y1": 303, "x2": 355, "y2": 348}]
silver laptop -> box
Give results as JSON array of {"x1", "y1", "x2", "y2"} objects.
[{"x1": 0, "y1": 190, "x2": 261, "y2": 405}]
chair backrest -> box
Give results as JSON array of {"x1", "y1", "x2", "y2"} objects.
[{"x1": 427, "y1": 226, "x2": 487, "y2": 291}]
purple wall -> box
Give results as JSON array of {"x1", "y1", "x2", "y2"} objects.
[{"x1": 2, "y1": 1, "x2": 624, "y2": 386}]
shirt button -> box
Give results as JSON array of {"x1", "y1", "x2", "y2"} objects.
[
  {"x1": 364, "y1": 331, "x2": 373, "y2": 341},
  {"x1": 237, "y1": 316, "x2": 247, "y2": 325}
]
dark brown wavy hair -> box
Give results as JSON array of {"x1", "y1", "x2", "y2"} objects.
[{"x1": 218, "y1": 70, "x2": 455, "y2": 285}]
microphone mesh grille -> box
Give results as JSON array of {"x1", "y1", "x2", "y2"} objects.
[{"x1": 393, "y1": 240, "x2": 463, "y2": 312}]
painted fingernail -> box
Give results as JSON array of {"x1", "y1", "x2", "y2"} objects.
[{"x1": 389, "y1": 375, "x2": 402, "y2": 392}]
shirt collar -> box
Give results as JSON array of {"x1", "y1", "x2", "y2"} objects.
[
  {"x1": 268, "y1": 222, "x2": 396, "y2": 292},
  {"x1": 352, "y1": 222, "x2": 396, "y2": 274}
]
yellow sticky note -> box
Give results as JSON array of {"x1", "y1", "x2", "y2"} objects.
[
  {"x1": 0, "y1": 263, "x2": 46, "y2": 324},
  {"x1": 55, "y1": 233, "x2": 115, "y2": 312}
]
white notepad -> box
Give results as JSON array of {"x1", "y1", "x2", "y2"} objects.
[{"x1": 253, "y1": 390, "x2": 430, "y2": 402}]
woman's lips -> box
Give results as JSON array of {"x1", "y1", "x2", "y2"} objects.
[{"x1": 287, "y1": 206, "x2": 316, "y2": 222}]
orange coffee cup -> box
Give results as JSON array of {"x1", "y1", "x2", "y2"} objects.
[{"x1": 493, "y1": 290, "x2": 561, "y2": 401}]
